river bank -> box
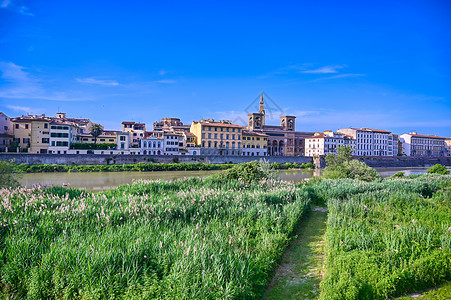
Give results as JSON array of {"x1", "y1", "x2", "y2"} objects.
[{"x1": 18, "y1": 167, "x2": 448, "y2": 191}]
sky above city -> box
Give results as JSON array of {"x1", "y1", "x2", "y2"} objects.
[{"x1": 0, "y1": 0, "x2": 450, "y2": 136}]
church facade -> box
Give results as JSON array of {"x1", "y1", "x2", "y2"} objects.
[{"x1": 247, "y1": 94, "x2": 314, "y2": 156}]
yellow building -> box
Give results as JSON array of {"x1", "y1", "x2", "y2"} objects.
[
  {"x1": 190, "y1": 119, "x2": 243, "y2": 155},
  {"x1": 242, "y1": 131, "x2": 268, "y2": 156},
  {"x1": 12, "y1": 115, "x2": 50, "y2": 153}
]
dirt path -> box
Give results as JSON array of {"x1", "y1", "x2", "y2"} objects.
[{"x1": 263, "y1": 207, "x2": 328, "y2": 300}]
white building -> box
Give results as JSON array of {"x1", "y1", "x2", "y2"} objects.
[
  {"x1": 140, "y1": 137, "x2": 163, "y2": 155},
  {"x1": 163, "y1": 132, "x2": 182, "y2": 155},
  {"x1": 122, "y1": 121, "x2": 146, "y2": 147},
  {"x1": 400, "y1": 132, "x2": 446, "y2": 157},
  {"x1": 446, "y1": 138, "x2": 451, "y2": 157},
  {"x1": 0, "y1": 112, "x2": 13, "y2": 151},
  {"x1": 48, "y1": 121, "x2": 79, "y2": 154},
  {"x1": 305, "y1": 131, "x2": 355, "y2": 156},
  {"x1": 337, "y1": 128, "x2": 395, "y2": 156}
]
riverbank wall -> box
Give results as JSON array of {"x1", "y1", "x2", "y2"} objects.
[
  {"x1": 2, "y1": 154, "x2": 450, "y2": 168},
  {"x1": 314, "y1": 156, "x2": 451, "y2": 168},
  {"x1": 0, "y1": 154, "x2": 312, "y2": 165}
]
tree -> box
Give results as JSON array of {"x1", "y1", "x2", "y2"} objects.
[
  {"x1": 426, "y1": 164, "x2": 450, "y2": 175},
  {"x1": 90, "y1": 124, "x2": 103, "y2": 144},
  {"x1": 322, "y1": 146, "x2": 381, "y2": 181},
  {"x1": 0, "y1": 160, "x2": 21, "y2": 188}
]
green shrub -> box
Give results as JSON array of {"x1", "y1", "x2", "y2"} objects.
[
  {"x1": 391, "y1": 171, "x2": 405, "y2": 178},
  {"x1": 427, "y1": 164, "x2": 450, "y2": 175},
  {"x1": 212, "y1": 161, "x2": 274, "y2": 184},
  {"x1": 70, "y1": 143, "x2": 117, "y2": 150},
  {"x1": 322, "y1": 146, "x2": 381, "y2": 181}
]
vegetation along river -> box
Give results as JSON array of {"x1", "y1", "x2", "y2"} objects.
[{"x1": 18, "y1": 167, "x2": 446, "y2": 191}]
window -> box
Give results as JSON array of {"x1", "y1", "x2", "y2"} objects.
[
  {"x1": 15, "y1": 124, "x2": 19, "y2": 129},
  {"x1": 25, "y1": 124, "x2": 29, "y2": 129},
  {"x1": 120, "y1": 136, "x2": 126, "y2": 141},
  {"x1": 202, "y1": 133, "x2": 205, "y2": 138},
  {"x1": 4, "y1": 126, "x2": 7, "y2": 130},
  {"x1": 44, "y1": 123, "x2": 48, "y2": 129},
  {"x1": 42, "y1": 138, "x2": 49, "y2": 144}
]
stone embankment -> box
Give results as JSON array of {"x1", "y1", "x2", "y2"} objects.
[
  {"x1": 0, "y1": 153, "x2": 312, "y2": 165},
  {"x1": 314, "y1": 156, "x2": 451, "y2": 168},
  {"x1": 2, "y1": 154, "x2": 450, "y2": 168}
]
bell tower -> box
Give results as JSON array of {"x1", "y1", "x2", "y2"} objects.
[
  {"x1": 280, "y1": 116, "x2": 296, "y2": 131},
  {"x1": 258, "y1": 92, "x2": 265, "y2": 126}
]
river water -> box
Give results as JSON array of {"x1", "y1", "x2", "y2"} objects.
[{"x1": 18, "y1": 167, "x2": 444, "y2": 192}]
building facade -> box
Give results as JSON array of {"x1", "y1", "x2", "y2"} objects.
[
  {"x1": 400, "y1": 133, "x2": 446, "y2": 157},
  {"x1": 140, "y1": 137, "x2": 163, "y2": 155},
  {"x1": 163, "y1": 132, "x2": 182, "y2": 155},
  {"x1": 190, "y1": 119, "x2": 243, "y2": 156},
  {"x1": 247, "y1": 94, "x2": 314, "y2": 156},
  {"x1": 445, "y1": 138, "x2": 451, "y2": 157},
  {"x1": 337, "y1": 128, "x2": 395, "y2": 156},
  {"x1": 122, "y1": 121, "x2": 146, "y2": 147},
  {"x1": 305, "y1": 131, "x2": 356, "y2": 156},
  {"x1": 0, "y1": 112, "x2": 14, "y2": 151},
  {"x1": 242, "y1": 131, "x2": 268, "y2": 156},
  {"x1": 48, "y1": 120, "x2": 79, "y2": 154}
]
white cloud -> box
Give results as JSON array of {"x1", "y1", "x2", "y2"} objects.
[
  {"x1": 76, "y1": 77, "x2": 119, "y2": 86},
  {"x1": 153, "y1": 79, "x2": 176, "y2": 84},
  {"x1": 19, "y1": 6, "x2": 33, "y2": 16},
  {"x1": 1, "y1": 0, "x2": 11, "y2": 8},
  {"x1": 5, "y1": 105, "x2": 31, "y2": 112},
  {"x1": 310, "y1": 73, "x2": 366, "y2": 81},
  {"x1": 301, "y1": 65, "x2": 346, "y2": 74},
  {"x1": 0, "y1": 61, "x2": 91, "y2": 101}
]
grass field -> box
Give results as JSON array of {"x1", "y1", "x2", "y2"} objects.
[
  {"x1": 0, "y1": 176, "x2": 311, "y2": 299},
  {"x1": 318, "y1": 175, "x2": 451, "y2": 299},
  {"x1": 0, "y1": 166, "x2": 449, "y2": 299}
]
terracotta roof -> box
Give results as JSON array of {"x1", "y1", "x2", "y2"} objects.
[
  {"x1": 64, "y1": 118, "x2": 90, "y2": 124},
  {"x1": 195, "y1": 121, "x2": 243, "y2": 128},
  {"x1": 410, "y1": 134, "x2": 446, "y2": 139},
  {"x1": 358, "y1": 128, "x2": 391, "y2": 133},
  {"x1": 242, "y1": 131, "x2": 268, "y2": 137},
  {"x1": 12, "y1": 117, "x2": 49, "y2": 122},
  {"x1": 184, "y1": 132, "x2": 196, "y2": 137},
  {"x1": 50, "y1": 120, "x2": 77, "y2": 126},
  {"x1": 122, "y1": 121, "x2": 135, "y2": 125}
]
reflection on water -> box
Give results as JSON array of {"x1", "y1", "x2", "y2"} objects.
[
  {"x1": 19, "y1": 167, "x2": 446, "y2": 191},
  {"x1": 19, "y1": 170, "x2": 220, "y2": 191}
]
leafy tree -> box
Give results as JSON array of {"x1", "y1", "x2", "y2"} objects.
[
  {"x1": 322, "y1": 146, "x2": 381, "y2": 181},
  {"x1": 0, "y1": 160, "x2": 21, "y2": 188},
  {"x1": 426, "y1": 164, "x2": 450, "y2": 175},
  {"x1": 90, "y1": 124, "x2": 103, "y2": 144},
  {"x1": 8, "y1": 141, "x2": 19, "y2": 152}
]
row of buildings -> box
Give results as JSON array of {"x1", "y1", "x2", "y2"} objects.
[{"x1": 1, "y1": 95, "x2": 450, "y2": 157}]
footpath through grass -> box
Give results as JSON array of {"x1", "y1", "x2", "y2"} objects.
[{"x1": 264, "y1": 207, "x2": 327, "y2": 300}]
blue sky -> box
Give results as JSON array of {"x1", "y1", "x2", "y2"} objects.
[{"x1": 0, "y1": 0, "x2": 450, "y2": 136}]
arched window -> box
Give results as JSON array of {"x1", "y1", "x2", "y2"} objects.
[
  {"x1": 143, "y1": 142, "x2": 147, "y2": 148},
  {"x1": 153, "y1": 142, "x2": 156, "y2": 148}
]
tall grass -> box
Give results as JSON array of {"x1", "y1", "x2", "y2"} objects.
[
  {"x1": 13, "y1": 162, "x2": 314, "y2": 173},
  {"x1": 319, "y1": 175, "x2": 451, "y2": 299},
  {"x1": 0, "y1": 176, "x2": 311, "y2": 299}
]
